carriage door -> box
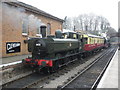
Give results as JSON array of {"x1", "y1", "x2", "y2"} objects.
[
  {"x1": 40, "y1": 26, "x2": 46, "y2": 37},
  {"x1": 78, "y1": 34, "x2": 82, "y2": 51}
]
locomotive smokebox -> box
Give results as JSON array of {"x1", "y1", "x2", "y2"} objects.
[{"x1": 28, "y1": 38, "x2": 47, "y2": 59}]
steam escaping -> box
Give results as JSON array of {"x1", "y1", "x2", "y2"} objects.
[
  {"x1": 28, "y1": 14, "x2": 42, "y2": 32},
  {"x1": 2, "y1": 2, "x2": 44, "y2": 34},
  {"x1": 3, "y1": 3, "x2": 26, "y2": 30}
]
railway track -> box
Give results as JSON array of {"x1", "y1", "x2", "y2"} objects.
[
  {"x1": 2, "y1": 47, "x2": 115, "y2": 89},
  {"x1": 57, "y1": 46, "x2": 117, "y2": 90}
]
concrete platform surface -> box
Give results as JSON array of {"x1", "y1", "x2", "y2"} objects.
[
  {"x1": 97, "y1": 49, "x2": 118, "y2": 88},
  {"x1": 2, "y1": 54, "x2": 31, "y2": 64}
]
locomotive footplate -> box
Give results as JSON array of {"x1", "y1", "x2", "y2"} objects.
[{"x1": 22, "y1": 52, "x2": 80, "y2": 73}]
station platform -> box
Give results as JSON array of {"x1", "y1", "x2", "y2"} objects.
[
  {"x1": 97, "y1": 48, "x2": 118, "y2": 88},
  {"x1": 0, "y1": 54, "x2": 31, "y2": 68}
]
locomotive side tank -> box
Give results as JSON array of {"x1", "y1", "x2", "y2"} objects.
[{"x1": 28, "y1": 37, "x2": 79, "y2": 59}]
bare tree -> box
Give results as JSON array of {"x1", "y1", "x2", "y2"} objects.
[
  {"x1": 63, "y1": 16, "x2": 67, "y2": 29},
  {"x1": 78, "y1": 15, "x2": 84, "y2": 30},
  {"x1": 63, "y1": 13, "x2": 114, "y2": 36},
  {"x1": 107, "y1": 27, "x2": 116, "y2": 36},
  {"x1": 89, "y1": 14, "x2": 94, "y2": 31},
  {"x1": 63, "y1": 17, "x2": 73, "y2": 30}
]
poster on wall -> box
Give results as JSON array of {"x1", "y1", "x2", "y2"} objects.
[{"x1": 6, "y1": 42, "x2": 21, "y2": 54}]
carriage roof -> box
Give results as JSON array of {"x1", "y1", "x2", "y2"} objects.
[{"x1": 83, "y1": 34, "x2": 104, "y2": 39}]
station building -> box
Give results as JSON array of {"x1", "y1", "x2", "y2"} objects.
[{"x1": 1, "y1": 1, "x2": 63, "y2": 57}]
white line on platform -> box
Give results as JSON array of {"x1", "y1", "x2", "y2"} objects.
[{"x1": 0, "y1": 61, "x2": 22, "y2": 68}]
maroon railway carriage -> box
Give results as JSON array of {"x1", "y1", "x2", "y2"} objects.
[{"x1": 82, "y1": 34, "x2": 105, "y2": 51}]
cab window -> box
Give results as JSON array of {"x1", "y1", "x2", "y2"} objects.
[{"x1": 73, "y1": 34, "x2": 77, "y2": 39}]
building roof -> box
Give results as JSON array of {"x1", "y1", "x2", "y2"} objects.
[{"x1": 5, "y1": 1, "x2": 64, "y2": 22}]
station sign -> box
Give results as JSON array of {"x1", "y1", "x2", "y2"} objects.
[{"x1": 6, "y1": 42, "x2": 21, "y2": 54}]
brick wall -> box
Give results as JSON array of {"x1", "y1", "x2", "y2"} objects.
[{"x1": 2, "y1": 6, "x2": 63, "y2": 57}]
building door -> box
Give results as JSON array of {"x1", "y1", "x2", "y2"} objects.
[{"x1": 40, "y1": 26, "x2": 46, "y2": 37}]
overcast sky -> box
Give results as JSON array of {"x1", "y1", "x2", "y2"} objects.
[{"x1": 18, "y1": 0, "x2": 119, "y2": 31}]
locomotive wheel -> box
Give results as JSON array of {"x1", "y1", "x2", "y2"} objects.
[
  {"x1": 55, "y1": 61, "x2": 60, "y2": 70},
  {"x1": 49, "y1": 60, "x2": 60, "y2": 73},
  {"x1": 50, "y1": 67, "x2": 55, "y2": 73},
  {"x1": 55, "y1": 53, "x2": 62, "y2": 59},
  {"x1": 83, "y1": 53, "x2": 86, "y2": 58},
  {"x1": 65, "y1": 52, "x2": 70, "y2": 64},
  {"x1": 35, "y1": 68, "x2": 41, "y2": 74},
  {"x1": 55, "y1": 53, "x2": 62, "y2": 65},
  {"x1": 42, "y1": 67, "x2": 50, "y2": 74},
  {"x1": 77, "y1": 54, "x2": 82, "y2": 60}
]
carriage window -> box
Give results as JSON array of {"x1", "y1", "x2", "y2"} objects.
[
  {"x1": 97, "y1": 39, "x2": 99, "y2": 43},
  {"x1": 95, "y1": 38, "x2": 97, "y2": 43},
  {"x1": 89, "y1": 38, "x2": 91, "y2": 44},
  {"x1": 102, "y1": 39, "x2": 103, "y2": 43},
  {"x1": 94, "y1": 39, "x2": 95, "y2": 44},
  {"x1": 92, "y1": 38, "x2": 94, "y2": 44}
]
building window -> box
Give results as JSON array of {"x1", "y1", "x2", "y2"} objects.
[
  {"x1": 22, "y1": 18, "x2": 28, "y2": 35},
  {"x1": 37, "y1": 26, "x2": 40, "y2": 34},
  {"x1": 36, "y1": 26, "x2": 42, "y2": 37},
  {"x1": 47, "y1": 23, "x2": 51, "y2": 35}
]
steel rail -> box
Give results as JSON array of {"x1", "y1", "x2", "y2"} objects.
[
  {"x1": 57, "y1": 47, "x2": 116, "y2": 90},
  {"x1": 3, "y1": 47, "x2": 111, "y2": 89},
  {"x1": 90, "y1": 47, "x2": 118, "y2": 90},
  {"x1": 23, "y1": 49, "x2": 107, "y2": 89},
  {"x1": 21, "y1": 50, "x2": 106, "y2": 89}
]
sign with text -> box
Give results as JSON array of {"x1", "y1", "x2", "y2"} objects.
[{"x1": 6, "y1": 42, "x2": 21, "y2": 54}]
